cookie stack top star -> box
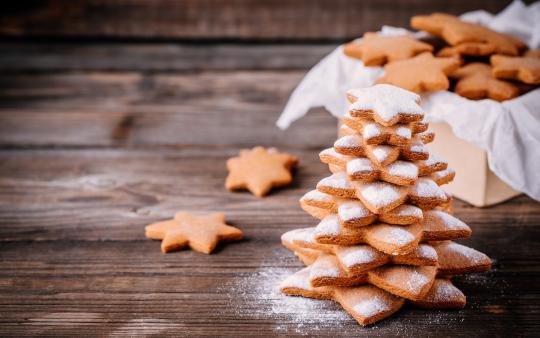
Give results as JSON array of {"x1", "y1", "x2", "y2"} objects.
[{"x1": 279, "y1": 84, "x2": 491, "y2": 326}]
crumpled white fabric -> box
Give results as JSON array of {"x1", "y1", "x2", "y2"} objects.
[{"x1": 276, "y1": 0, "x2": 540, "y2": 201}]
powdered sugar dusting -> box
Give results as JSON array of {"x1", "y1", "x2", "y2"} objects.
[
  {"x1": 338, "y1": 201, "x2": 371, "y2": 221},
  {"x1": 410, "y1": 143, "x2": 428, "y2": 153},
  {"x1": 416, "y1": 244, "x2": 437, "y2": 261},
  {"x1": 301, "y1": 189, "x2": 333, "y2": 202},
  {"x1": 430, "y1": 280, "x2": 460, "y2": 302},
  {"x1": 216, "y1": 261, "x2": 353, "y2": 335},
  {"x1": 358, "y1": 182, "x2": 402, "y2": 207},
  {"x1": 315, "y1": 215, "x2": 341, "y2": 236},
  {"x1": 281, "y1": 228, "x2": 316, "y2": 244},
  {"x1": 392, "y1": 204, "x2": 423, "y2": 218},
  {"x1": 280, "y1": 267, "x2": 313, "y2": 290},
  {"x1": 396, "y1": 126, "x2": 412, "y2": 139},
  {"x1": 320, "y1": 147, "x2": 350, "y2": 161},
  {"x1": 372, "y1": 146, "x2": 391, "y2": 162},
  {"x1": 429, "y1": 210, "x2": 467, "y2": 230},
  {"x1": 443, "y1": 241, "x2": 485, "y2": 263},
  {"x1": 405, "y1": 270, "x2": 430, "y2": 293},
  {"x1": 423, "y1": 152, "x2": 445, "y2": 166},
  {"x1": 311, "y1": 257, "x2": 341, "y2": 278},
  {"x1": 352, "y1": 296, "x2": 391, "y2": 318},
  {"x1": 339, "y1": 246, "x2": 378, "y2": 267},
  {"x1": 386, "y1": 227, "x2": 415, "y2": 245},
  {"x1": 318, "y1": 172, "x2": 351, "y2": 189},
  {"x1": 363, "y1": 123, "x2": 382, "y2": 140},
  {"x1": 347, "y1": 158, "x2": 374, "y2": 175},
  {"x1": 347, "y1": 84, "x2": 423, "y2": 123},
  {"x1": 335, "y1": 135, "x2": 362, "y2": 148},
  {"x1": 432, "y1": 168, "x2": 455, "y2": 179},
  {"x1": 386, "y1": 161, "x2": 418, "y2": 179},
  {"x1": 412, "y1": 178, "x2": 446, "y2": 198}
]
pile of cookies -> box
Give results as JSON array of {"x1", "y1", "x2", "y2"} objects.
[
  {"x1": 279, "y1": 84, "x2": 492, "y2": 325},
  {"x1": 344, "y1": 13, "x2": 540, "y2": 101}
]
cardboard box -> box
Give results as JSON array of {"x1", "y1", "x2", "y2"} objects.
[
  {"x1": 427, "y1": 122, "x2": 520, "y2": 207},
  {"x1": 338, "y1": 120, "x2": 521, "y2": 207}
]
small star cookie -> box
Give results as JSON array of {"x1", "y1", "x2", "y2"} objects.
[
  {"x1": 411, "y1": 13, "x2": 525, "y2": 56},
  {"x1": 346, "y1": 84, "x2": 424, "y2": 126},
  {"x1": 343, "y1": 33, "x2": 433, "y2": 66},
  {"x1": 226, "y1": 146, "x2": 298, "y2": 197},
  {"x1": 145, "y1": 212, "x2": 243, "y2": 254},
  {"x1": 376, "y1": 52, "x2": 460, "y2": 93},
  {"x1": 437, "y1": 42, "x2": 496, "y2": 59},
  {"x1": 451, "y1": 63, "x2": 520, "y2": 101},
  {"x1": 490, "y1": 54, "x2": 540, "y2": 85}
]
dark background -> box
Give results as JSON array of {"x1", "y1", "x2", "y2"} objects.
[{"x1": 0, "y1": 1, "x2": 539, "y2": 337}]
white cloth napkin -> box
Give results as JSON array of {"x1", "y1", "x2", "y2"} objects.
[{"x1": 276, "y1": 0, "x2": 540, "y2": 201}]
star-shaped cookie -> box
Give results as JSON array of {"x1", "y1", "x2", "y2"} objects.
[
  {"x1": 145, "y1": 212, "x2": 243, "y2": 254},
  {"x1": 411, "y1": 13, "x2": 525, "y2": 56},
  {"x1": 280, "y1": 269, "x2": 466, "y2": 326},
  {"x1": 490, "y1": 55, "x2": 540, "y2": 85},
  {"x1": 346, "y1": 84, "x2": 424, "y2": 126},
  {"x1": 319, "y1": 148, "x2": 452, "y2": 190},
  {"x1": 437, "y1": 42, "x2": 496, "y2": 58},
  {"x1": 376, "y1": 52, "x2": 460, "y2": 93},
  {"x1": 343, "y1": 33, "x2": 433, "y2": 66},
  {"x1": 226, "y1": 146, "x2": 298, "y2": 197},
  {"x1": 283, "y1": 229, "x2": 437, "y2": 274},
  {"x1": 450, "y1": 63, "x2": 520, "y2": 101},
  {"x1": 334, "y1": 132, "x2": 432, "y2": 166},
  {"x1": 525, "y1": 49, "x2": 540, "y2": 59}
]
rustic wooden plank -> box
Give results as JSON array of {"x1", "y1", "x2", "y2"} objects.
[
  {"x1": 0, "y1": 241, "x2": 538, "y2": 337},
  {"x1": 0, "y1": 0, "x2": 515, "y2": 40},
  {"x1": 0, "y1": 42, "x2": 335, "y2": 71},
  {"x1": 0, "y1": 147, "x2": 539, "y2": 336},
  {"x1": 0, "y1": 71, "x2": 336, "y2": 148},
  {"x1": 1, "y1": 148, "x2": 538, "y2": 242},
  {"x1": 0, "y1": 148, "x2": 325, "y2": 241}
]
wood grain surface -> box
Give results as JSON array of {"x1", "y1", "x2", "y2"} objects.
[
  {"x1": 1, "y1": 2, "x2": 539, "y2": 335},
  {"x1": 0, "y1": 0, "x2": 516, "y2": 41},
  {"x1": 1, "y1": 146, "x2": 539, "y2": 336}
]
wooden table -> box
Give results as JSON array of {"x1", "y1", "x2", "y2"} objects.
[{"x1": 1, "y1": 1, "x2": 539, "y2": 336}]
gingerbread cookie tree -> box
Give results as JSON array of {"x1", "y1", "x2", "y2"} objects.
[{"x1": 279, "y1": 84, "x2": 491, "y2": 326}]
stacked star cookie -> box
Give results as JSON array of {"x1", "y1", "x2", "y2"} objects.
[{"x1": 279, "y1": 84, "x2": 491, "y2": 326}]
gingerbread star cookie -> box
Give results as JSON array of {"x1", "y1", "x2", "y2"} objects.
[
  {"x1": 525, "y1": 49, "x2": 540, "y2": 59},
  {"x1": 450, "y1": 63, "x2": 520, "y2": 101},
  {"x1": 334, "y1": 133, "x2": 432, "y2": 166},
  {"x1": 344, "y1": 33, "x2": 433, "y2": 66},
  {"x1": 225, "y1": 146, "x2": 298, "y2": 197},
  {"x1": 376, "y1": 52, "x2": 460, "y2": 93},
  {"x1": 145, "y1": 212, "x2": 243, "y2": 254},
  {"x1": 315, "y1": 171, "x2": 450, "y2": 213},
  {"x1": 437, "y1": 42, "x2": 496, "y2": 61},
  {"x1": 346, "y1": 84, "x2": 424, "y2": 126},
  {"x1": 490, "y1": 55, "x2": 540, "y2": 85},
  {"x1": 280, "y1": 270, "x2": 465, "y2": 326},
  {"x1": 411, "y1": 13, "x2": 525, "y2": 56}
]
